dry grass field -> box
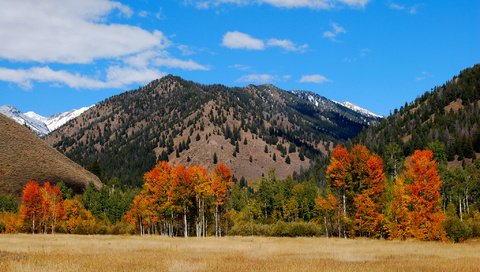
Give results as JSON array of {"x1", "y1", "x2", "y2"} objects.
[{"x1": 1, "y1": 235, "x2": 480, "y2": 272}]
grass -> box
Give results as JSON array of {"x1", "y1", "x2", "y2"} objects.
[{"x1": 1, "y1": 235, "x2": 480, "y2": 271}]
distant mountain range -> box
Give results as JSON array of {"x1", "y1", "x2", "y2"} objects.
[
  {"x1": 0, "y1": 105, "x2": 92, "y2": 136},
  {"x1": 43, "y1": 75, "x2": 382, "y2": 186}
]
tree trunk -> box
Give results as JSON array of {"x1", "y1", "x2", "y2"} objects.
[
  {"x1": 459, "y1": 198, "x2": 463, "y2": 221},
  {"x1": 215, "y1": 205, "x2": 219, "y2": 237},
  {"x1": 324, "y1": 216, "x2": 328, "y2": 238},
  {"x1": 184, "y1": 206, "x2": 188, "y2": 238}
]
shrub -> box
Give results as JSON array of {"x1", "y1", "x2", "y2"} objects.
[
  {"x1": 111, "y1": 222, "x2": 135, "y2": 235},
  {"x1": 229, "y1": 221, "x2": 322, "y2": 237},
  {"x1": 471, "y1": 221, "x2": 480, "y2": 238},
  {"x1": 444, "y1": 218, "x2": 472, "y2": 242}
]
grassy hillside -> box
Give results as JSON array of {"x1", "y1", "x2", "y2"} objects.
[{"x1": 0, "y1": 113, "x2": 102, "y2": 196}]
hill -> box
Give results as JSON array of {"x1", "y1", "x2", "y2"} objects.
[
  {"x1": 358, "y1": 64, "x2": 480, "y2": 164},
  {"x1": 0, "y1": 113, "x2": 102, "y2": 196},
  {"x1": 45, "y1": 75, "x2": 381, "y2": 186}
]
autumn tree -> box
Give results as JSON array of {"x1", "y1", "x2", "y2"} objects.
[
  {"x1": 354, "y1": 191, "x2": 382, "y2": 237},
  {"x1": 20, "y1": 181, "x2": 43, "y2": 234},
  {"x1": 326, "y1": 145, "x2": 386, "y2": 238},
  {"x1": 211, "y1": 163, "x2": 233, "y2": 236},
  {"x1": 190, "y1": 166, "x2": 210, "y2": 237},
  {"x1": 353, "y1": 154, "x2": 386, "y2": 237},
  {"x1": 315, "y1": 192, "x2": 338, "y2": 238},
  {"x1": 326, "y1": 145, "x2": 350, "y2": 237},
  {"x1": 387, "y1": 176, "x2": 411, "y2": 240},
  {"x1": 42, "y1": 182, "x2": 64, "y2": 234},
  {"x1": 171, "y1": 164, "x2": 195, "y2": 237},
  {"x1": 63, "y1": 198, "x2": 96, "y2": 234},
  {"x1": 405, "y1": 150, "x2": 446, "y2": 241}
]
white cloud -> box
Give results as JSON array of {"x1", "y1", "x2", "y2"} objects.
[
  {"x1": 0, "y1": 66, "x2": 164, "y2": 90},
  {"x1": 223, "y1": 32, "x2": 307, "y2": 52},
  {"x1": 323, "y1": 22, "x2": 346, "y2": 41},
  {"x1": 388, "y1": 2, "x2": 421, "y2": 14},
  {"x1": 237, "y1": 74, "x2": 276, "y2": 84},
  {"x1": 300, "y1": 74, "x2": 330, "y2": 83},
  {"x1": 415, "y1": 71, "x2": 432, "y2": 81},
  {"x1": 236, "y1": 73, "x2": 291, "y2": 84},
  {"x1": 0, "y1": 0, "x2": 210, "y2": 90},
  {"x1": 267, "y1": 39, "x2": 308, "y2": 52},
  {"x1": 105, "y1": 66, "x2": 165, "y2": 87},
  {"x1": 0, "y1": 0, "x2": 169, "y2": 64},
  {"x1": 230, "y1": 64, "x2": 252, "y2": 71},
  {"x1": 222, "y1": 31, "x2": 265, "y2": 50},
  {"x1": 154, "y1": 58, "x2": 209, "y2": 70},
  {"x1": 190, "y1": 0, "x2": 369, "y2": 9}
]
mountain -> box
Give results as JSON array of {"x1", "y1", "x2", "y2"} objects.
[
  {"x1": 358, "y1": 64, "x2": 480, "y2": 164},
  {"x1": 0, "y1": 113, "x2": 102, "y2": 196},
  {"x1": 0, "y1": 105, "x2": 50, "y2": 136},
  {"x1": 45, "y1": 75, "x2": 381, "y2": 186},
  {"x1": 336, "y1": 101, "x2": 383, "y2": 119},
  {"x1": 0, "y1": 105, "x2": 92, "y2": 136}
]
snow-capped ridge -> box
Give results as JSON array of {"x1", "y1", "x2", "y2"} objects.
[
  {"x1": 0, "y1": 105, "x2": 50, "y2": 135},
  {"x1": 0, "y1": 105, "x2": 93, "y2": 136},
  {"x1": 44, "y1": 106, "x2": 92, "y2": 131},
  {"x1": 336, "y1": 101, "x2": 383, "y2": 118}
]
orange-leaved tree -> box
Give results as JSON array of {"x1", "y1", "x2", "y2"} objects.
[
  {"x1": 20, "y1": 180, "x2": 43, "y2": 234},
  {"x1": 190, "y1": 166, "x2": 210, "y2": 237},
  {"x1": 62, "y1": 198, "x2": 96, "y2": 234},
  {"x1": 353, "y1": 153, "x2": 386, "y2": 237},
  {"x1": 41, "y1": 182, "x2": 64, "y2": 234},
  {"x1": 172, "y1": 164, "x2": 195, "y2": 237},
  {"x1": 211, "y1": 163, "x2": 233, "y2": 237},
  {"x1": 354, "y1": 191, "x2": 382, "y2": 237},
  {"x1": 327, "y1": 145, "x2": 386, "y2": 238},
  {"x1": 326, "y1": 145, "x2": 350, "y2": 237},
  {"x1": 405, "y1": 150, "x2": 446, "y2": 241}
]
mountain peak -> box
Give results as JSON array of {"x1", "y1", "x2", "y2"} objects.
[
  {"x1": 45, "y1": 77, "x2": 382, "y2": 185},
  {"x1": 1, "y1": 105, "x2": 93, "y2": 136}
]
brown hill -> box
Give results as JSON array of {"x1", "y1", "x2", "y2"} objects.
[
  {"x1": 45, "y1": 76, "x2": 381, "y2": 186},
  {"x1": 0, "y1": 113, "x2": 102, "y2": 196}
]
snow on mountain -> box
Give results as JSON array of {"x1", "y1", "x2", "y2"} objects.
[
  {"x1": 0, "y1": 105, "x2": 50, "y2": 136},
  {"x1": 24, "y1": 111, "x2": 48, "y2": 123},
  {"x1": 0, "y1": 105, "x2": 92, "y2": 136},
  {"x1": 43, "y1": 106, "x2": 92, "y2": 131},
  {"x1": 337, "y1": 101, "x2": 383, "y2": 119}
]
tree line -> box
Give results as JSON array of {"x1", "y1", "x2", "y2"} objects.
[{"x1": 1, "y1": 145, "x2": 480, "y2": 241}]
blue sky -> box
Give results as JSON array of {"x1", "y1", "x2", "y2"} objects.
[{"x1": 0, "y1": 0, "x2": 478, "y2": 117}]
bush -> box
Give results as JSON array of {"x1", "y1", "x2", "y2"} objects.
[
  {"x1": 96, "y1": 225, "x2": 109, "y2": 235},
  {"x1": 229, "y1": 221, "x2": 322, "y2": 237},
  {"x1": 0, "y1": 194, "x2": 18, "y2": 213},
  {"x1": 110, "y1": 222, "x2": 135, "y2": 235},
  {"x1": 0, "y1": 221, "x2": 5, "y2": 233},
  {"x1": 444, "y1": 218, "x2": 472, "y2": 242},
  {"x1": 471, "y1": 221, "x2": 480, "y2": 237}
]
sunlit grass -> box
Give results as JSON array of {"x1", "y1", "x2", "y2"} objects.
[{"x1": 1, "y1": 234, "x2": 479, "y2": 271}]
